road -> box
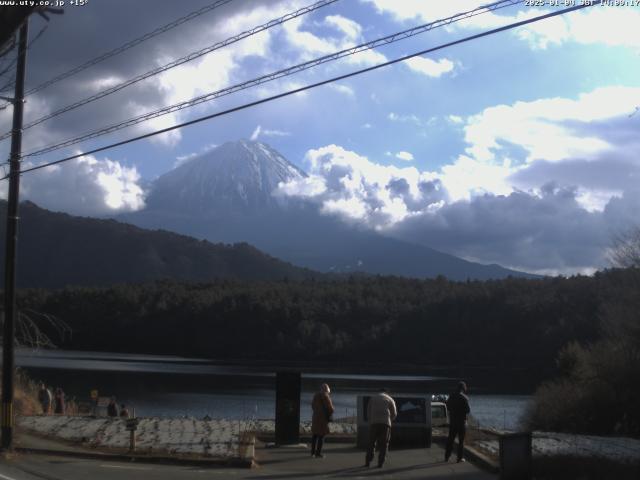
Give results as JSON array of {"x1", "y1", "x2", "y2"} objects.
[{"x1": 0, "y1": 442, "x2": 496, "y2": 480}]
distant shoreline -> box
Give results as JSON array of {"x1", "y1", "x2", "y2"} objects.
[{"x1": 17, "y1": 348, "x2": 543, "y2": 394}]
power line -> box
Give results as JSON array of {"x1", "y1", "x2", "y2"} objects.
[
  {"x1": 23, "y1": 0, "x2": 522, "y2": 157},
  {"x1": 0, "y1": 0, "x2": 235, "y2": 111},
  {"x1": 8, "y1": 23, "x2": 48, "y2": 71},
  {"x1": 2, "y1": 2, "x2": 594, "y2": 181},
  {"x1": 0, "y1": 0, "x2": 339, "y2": 140},
  {"x1": 0, "y1": 23, "x2": 52, "y2": 96},
  {"x1": 0, "y1": 24, "x2": 49, "y2": 107},
  {"x1": 0, "y1": 54, "x2": 17, "y2": 80},
  {"x1": 0, "y1": 34, "x2": 16, "y2": 60},
  {"x1": 0, "y1": 79, "x2": 14, "y2": 94},
  {"x1": 22, "y1": 0, "x2": 236, "y2": 101},
  {"x1": 0, "y1": 57, "x2": 17, "y2": 82}
]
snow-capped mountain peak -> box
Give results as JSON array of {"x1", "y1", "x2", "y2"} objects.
[{"x1": 145, "y1": 140, "x2": 306, "y2": 214}]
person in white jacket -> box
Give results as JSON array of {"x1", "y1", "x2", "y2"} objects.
[{"x1": 365, "y1": 388, "x2": 397, "y2": 468}]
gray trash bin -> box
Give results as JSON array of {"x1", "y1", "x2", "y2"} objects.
[{"x1": 499, "y1": 432, "x2": 532, "y2": 480}]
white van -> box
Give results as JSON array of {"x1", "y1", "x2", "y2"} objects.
[{"x1": 431, "y1": 401, "x2": 448, "y2": 427}]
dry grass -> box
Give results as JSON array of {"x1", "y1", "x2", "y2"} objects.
[
  {"x1": 5, "y1": 369, "x2": 79, "y2": 417},
  {"x1": 14, "y1": 369, "x2": 41, "y2": 416}
]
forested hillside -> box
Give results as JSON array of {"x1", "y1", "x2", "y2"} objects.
[
  {"x1": 0, "y1": 201, "x2": 317, "y2": 288},
  {"x1": 17, "y1": 270, "x2": 626, "y2": 390}
]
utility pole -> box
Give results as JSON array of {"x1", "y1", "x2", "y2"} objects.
[{"x1": 1, "y1": 18, "x2": 29, "y2": 451}]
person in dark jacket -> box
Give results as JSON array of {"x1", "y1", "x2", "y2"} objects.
[
  {"x1": 38, "y1": 383, "x2": 52, "y2": 415},
  {"x1": 310, "y1": 383, "x2": 334, "y2": 458},
  {"x1": 119, "y1": 404, "x2": 130, "y2": 418},
  {"x1": 445, "y1": 381, "x2": 471, "y2": 463},
  {"x1": 53, "y1": 387, "x2": 65, "y2": 415},
  {"x1": 107, "y1": 397, "x2": 118, "y2": 417}
]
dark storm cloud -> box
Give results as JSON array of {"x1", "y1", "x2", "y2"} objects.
[
  {"x1": 509, "y1": 156, "x2": 640, "y2": 194},
  {"x1": 388, "y1": 177, "x2": 448, "y2": 211},
  {"x1": 0, "y1": 0, "x2": 282, "y2": 152},
  {"x1": 388, "y1": 185, "x2": 640, "y2": 274}
]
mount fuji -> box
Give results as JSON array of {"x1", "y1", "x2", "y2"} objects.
[
  {"x1": 145, "y1": 140, "x2": 306, "y2": 214},
  {"x1": 120, "y1": 140, "x2": 535, "y2": 280}
]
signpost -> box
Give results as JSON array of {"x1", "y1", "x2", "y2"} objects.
[{"x1": 125, "y1": 418, "x2": 139, "y2": 452}]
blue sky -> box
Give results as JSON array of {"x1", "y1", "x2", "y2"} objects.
[{"x1": 1, "y1": 0, "x2": 639, "y2": 275}]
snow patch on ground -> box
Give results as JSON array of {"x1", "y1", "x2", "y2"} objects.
[
  {"x1": 477, "y1": 432, "x2": 640, "y2": 463},
  {"x1": 17, "y1": 416, "x2": 357, "y2": 459},
  {"x1": 18, "y1": 416, "x2": 253, "y2": 458}
]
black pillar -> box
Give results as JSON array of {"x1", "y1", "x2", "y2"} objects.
[{"x1": 275, "y1": 371, "x2": 301, "y2": 445}]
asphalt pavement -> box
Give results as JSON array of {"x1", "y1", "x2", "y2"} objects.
[{"x1": 0, "y1": 441, "x2": 496, "y2": 480}]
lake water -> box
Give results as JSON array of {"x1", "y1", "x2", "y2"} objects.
[{"x1": 16, "y1": 349, "x2": 531, "y2": 431}]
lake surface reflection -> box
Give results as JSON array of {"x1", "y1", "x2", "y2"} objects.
[{"x1": 17, "y1": 349, "x2": 531, "y2": 430}]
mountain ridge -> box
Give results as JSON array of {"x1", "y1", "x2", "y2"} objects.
[{"x1": 0, "y1": 200, "x2": 318, "y2": 289}]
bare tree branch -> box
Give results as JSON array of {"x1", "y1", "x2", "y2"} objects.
[
  {"x1": 1, "y1": 308, "x2": 71, "y2": 349},
  {"x1": 608, "y1": 226, "x2": 640, "y2": 268}
]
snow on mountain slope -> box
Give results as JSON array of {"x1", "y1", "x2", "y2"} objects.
[{"x1": 145, "y1": 140, "x2": 306, "y2": 214}]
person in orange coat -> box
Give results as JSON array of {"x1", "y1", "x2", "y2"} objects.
[{"x1": 310, "y1": 383, "x2": 334, "y2": 458}]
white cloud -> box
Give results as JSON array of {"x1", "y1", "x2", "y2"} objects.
[
  {"x1": 440, "y1": 155, "x2": 514, "y2": 202},
  {"x1": 127, "y1": 101, "x2": 183, "y2": 146},
  {"x1": 87, "y1": 76, "x2": 125, "y2": 92},
  {"x1": 364, "y1": 0, "x2": 485, "y2": 22},
  {"x1": 514, "y1": 6, "x2": 640, "y2": 50},
  {"x1": 380, "y1": 86, "x2": 640, "y2": 273},
  {"x1": 454, "y1": 85, "x2": 640, "y2": 215},
  {"x1": 274, "y1": 135, "x2": 640, "y2": 274},
  {"x1": 282, "y1": 14, "x2": 387, "y2": 66},
  {"x1": 283, "y1": 17, "x2": 337, "y2": 57},
  {"x1": 262, "y1": 128, "x2": 291, "y2": 137},
  {"x1": 254, "y1": 80, "x2": 310, "y2": 99},
  {"x1": 324, "y1": 14, "x2": 362, "y2": 41},
  {"x1": 395, "y1": 151, "x2": 414, "y2": 161},
  {"x1": 277, "y1": 144, "x2": 447, "y2": 228},
  {"x1": 156, "y1": 25, "x2": 271, "y2": 106},
  {"x1": 156, "y1": 50, "x2": 234, "y2": 106},
  {"x1": 250, "y1": 125, "x2": 262, "y2": 141},
  {"x1": 464, "y1": 86, "x2": 640, "y2": 164},
  {"x1": 329, "y1": 83, "x2": 355, "y2": 97},
  {"x1": 447, "y1": 115, "x2": 464, "y2": 124},
  {"x1": 388, "y1": 112, "x2": 421, "y2": 125},
  {"x1": 250, "y1": 125, "x2": 291, "y2": 141},
  {"x1": 275, "y1": 147, "x2": 637, "y2": 274},
  {"x1": 388, "y1": 185, "x2": 629, "y2": 275},
  {"x1": 277, "y1": 175, "x2": 326, "y2": 198},
  {"x1": 404, "y1": 57, "x2": 456, "y2": 77},
  {"x1": 364, "y1": 0, "x2": 640, "y2": 50},
  {"x1": 6, "y1": 154, "x2": 145, "y2": 216},
  {"x1": 274, "y1": 144, "x2": 515, "y2": 227},
  {"x1": 0, "y1": 1, "x2": 282, "y2": 157}
]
